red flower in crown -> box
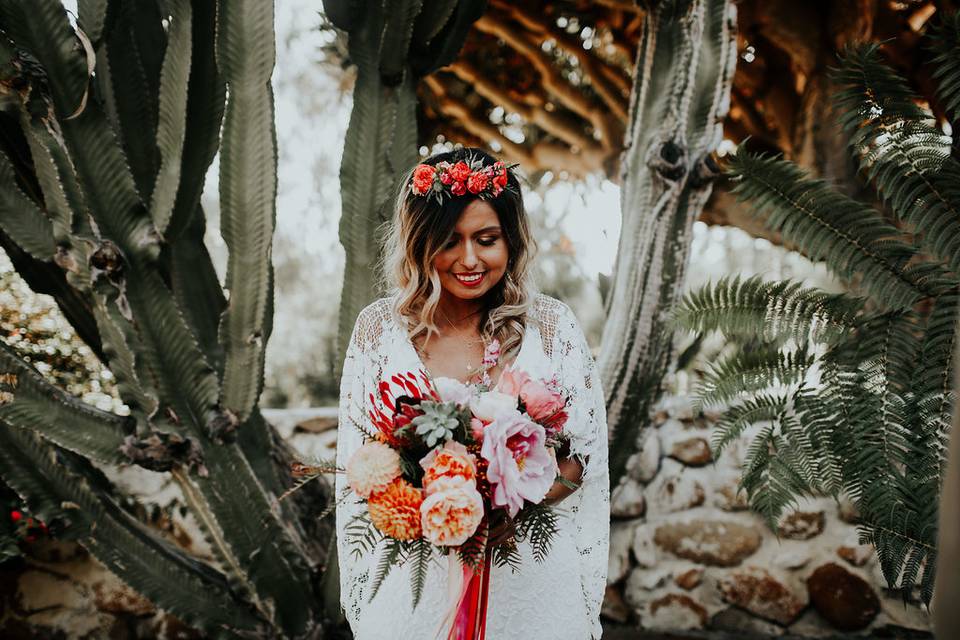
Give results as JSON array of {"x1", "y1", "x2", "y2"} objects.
[
  {"x1": 449, "y1": 161, "x2": 472, "y2": 182},
  {"x1": 411, "y1": 164, "x2": 436, "y2": 195},
  {"x1": 492, "y1": 161, "x2": 508, "y2": 192},
  {"x1": 408, "y1": 157, "x2": 516, "y2": 201},
  {"x1": 467, "y1": 171, "x2": 489, "y2": 194}
]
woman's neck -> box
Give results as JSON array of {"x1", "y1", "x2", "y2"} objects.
[{"x1": 435, "y1": 291, "x2": 485, "y2": 334}]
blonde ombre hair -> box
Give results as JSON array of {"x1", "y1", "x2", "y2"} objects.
[{"x1": 381, "y1": 147, "x2": 537, "y2": 361}]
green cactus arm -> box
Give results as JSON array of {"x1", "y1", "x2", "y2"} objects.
[
  {"x1": 408, "y1": 0, "x2": 486, "y2": 77},
  {"x1": 169, "y1": 211, "x2": 227, "y2": 374},
  {"x1": 214, "y1": 0, "x2": 276, "y2": 422},
  {"x1": 322, "y1": 0, "x2": 363, "y2": 31},
  {"x1": 0, "y1": 150, "x2": 56, "y2": 260},
  {"x1": 19, "y1": 114, "x2": 77, "y2": 247},
  {"x1": 77, "y1": 0, "x2": 109, "y2": 46},
  {"x1": 164, "y1": 0, "x2": 225, "y2": 244},
  {"x1": 90, "y1": 297, "x2": 161, "y2": 417},
  {"x1": 336, "y1": 0, "x2": 400, "y2": 363},
  {"x1": 0, "y1": 425, "x2": 269, "y2": 636},
  {"x1": 0, "y1": 342, "x2": 131, "y2": 464},
  {"x1": 379, "y1": 0, "x2": 424, "y2": 85},
  {"x1": 100, "y1": 0, "x2": 165, "y2": 203},
  {"x1": 149, "y1": 0, "x2": 192, "y2": 234},
  {"x1": 412, "y1": 0, "x2": 458, "y2": 45},
  {"x1": 0, "y1": 1, "x2": 88, "y2": 118},
  {"x1": 0, "y1": 2, "x2": 224, "y2": 432}
]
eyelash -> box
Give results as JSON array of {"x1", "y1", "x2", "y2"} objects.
[{"x1": 444, "y1": 237, "x2": 499, "y2": 249}]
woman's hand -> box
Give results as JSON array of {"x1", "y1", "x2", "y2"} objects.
[
  {"x1": 487, "y1": 509, "x2": 516, "y2": 547},
  {"x1": 543, "y1": 454, "x2": 585, "y2": 506}
]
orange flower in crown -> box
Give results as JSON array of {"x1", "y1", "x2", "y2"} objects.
[{"x1": 408, "y1": 154, "x2": 518, "y2": 204}]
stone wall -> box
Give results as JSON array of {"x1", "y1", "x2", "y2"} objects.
[{"x1": 605, "y1": 394, "x2": 933, "y2": 637}]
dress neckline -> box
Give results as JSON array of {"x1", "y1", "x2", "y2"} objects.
[{"x1": 392, "y1": 306, "x2": 533, "y2": 387}]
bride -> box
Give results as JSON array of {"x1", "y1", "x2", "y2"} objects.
[{"x1": 335, "y1": 147, "x2": 609, "y2": 639}]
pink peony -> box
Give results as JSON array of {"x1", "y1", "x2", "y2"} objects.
[
  {"x1": 494, "y1": 367, "x2": 530, "y2": 397},
  {"x1": 470, "y1": 390, "x2": 518, "y2": 422},
  {"x1": 520, "y1": 378, "x2": 566, "y2": 425},
  {"x1": 346, "y1": 441, "x2": 402, "y2": 498},
  {"x1": 433, "y1": 376, "x2": 474, "y2": 407},
  {"x1": 420, "y1": 477, "x2": 484, "y2": 546},
  {"x1": 420, "y1": 440, "x2": 477, "y2": 494},
  {"x1": 480, "y1": 410, "x2": 558, "y2": 517}
]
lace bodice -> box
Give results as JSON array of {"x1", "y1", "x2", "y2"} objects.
[{"x1": 335, "y1": 294, "x2": 610, "y2": 639}]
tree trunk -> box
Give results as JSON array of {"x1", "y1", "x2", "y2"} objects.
[{"x1": 598, "y1": 0, "x2": 738, "y2": 485}]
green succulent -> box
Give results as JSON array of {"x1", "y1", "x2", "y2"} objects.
[{"x1": 412, "y1": 400, "x2": 460, "y2": 447}]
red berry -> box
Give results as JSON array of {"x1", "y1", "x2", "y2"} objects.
[
  {"x1": 10, "y1": 510, "x2": 23, "y2": 522},
  {"x1": 25, "y1": 535, "x2": 36, "y2": 543}
]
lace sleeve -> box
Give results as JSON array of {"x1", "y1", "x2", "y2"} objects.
[
  {"x1": 335, "y1": 307, "x2": 377, "y2": 627},
  {"x1": 555, "y1": 302, "x2": 610, "y2": 640}
]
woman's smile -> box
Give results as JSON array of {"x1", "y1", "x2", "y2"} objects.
[{"x1": 434, "y1": 200, "x2": 509, "y2": 300}]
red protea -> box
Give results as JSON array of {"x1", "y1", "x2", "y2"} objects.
[{"x1": 367, "y1": 370, "x2": 438, "y2": 447}]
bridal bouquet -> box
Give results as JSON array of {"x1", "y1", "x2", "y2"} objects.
[{"x1": 342, "y1": 341, "x2": 573, "y2": 638}]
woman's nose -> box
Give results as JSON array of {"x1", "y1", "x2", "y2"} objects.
[{"x1": 460, "y1": 241, "x2": 479, "y2": 268}]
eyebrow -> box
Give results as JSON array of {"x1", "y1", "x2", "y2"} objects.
[{"x1": 450, "y1": 226, "x2": 502, "y2": 236}]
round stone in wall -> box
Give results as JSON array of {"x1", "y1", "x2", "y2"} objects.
[
  {"x1": 653, "y1": 519, "x2": 761, "y2": 566},
  {"x1": 806, "y1": 563, "x2": 880, "y2": 631}
]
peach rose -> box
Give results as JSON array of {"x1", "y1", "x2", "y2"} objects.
[
  {"x1": 346, "y1": 441, "x2": 402, "y2": 498},
  {"x1": 420, "y1": 477, "x2": 484, "y2": 546},
  {"x1": 420, "y1": 440, "x2": 477, "y2": 494}
]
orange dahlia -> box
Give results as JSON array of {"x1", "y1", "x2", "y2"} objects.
[{"x1": 367, "y1": 478, "x2": 424, "y2": 540}]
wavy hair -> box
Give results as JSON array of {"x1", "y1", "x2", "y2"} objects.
[{"x1": 381, "y1": 147, "x2": 537, "y2": 362}]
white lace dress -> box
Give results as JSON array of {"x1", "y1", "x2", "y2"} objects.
[{"x1": 335, "y1": 294, "x2": 610, "y2": 640}]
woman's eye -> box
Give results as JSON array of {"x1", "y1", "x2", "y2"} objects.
[
  {"x1": 444, "y1": 239, "x2": 457, "y2": 249},
  {"x1": 478, "y1": 237, "x2": 499, "y2": 246}
]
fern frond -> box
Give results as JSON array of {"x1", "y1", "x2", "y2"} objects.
[
  {"x1": 368, "y1": 538, "x2": 404, "y2": 603},
  {"x1": 832, "y1": 44, "x2": 960, "y2": 274},
  {"x1": 738, "y1": 426, "x2": 806, "y2": 527},
  {"x1": 697, "y1": 345, "x2": 812, "y2": 408},
  {"x1": 491, "y1": 539, "x2": 522, "y2": 573},
  {"x1": 673, "y1": 275, "x2": 861, "y2": 345},
  {"x1": 407, "y1": 537, "x2": 433, "y2": 609},
  {"x1": 345, "y1": 509, "x2": 381, "y2": 561},
  {"x1": 711, "y1": 392, "x2": 788, "y2": 456},
  {"x1": 727, "y1": 151, "x2": 945, "y2": 308},
  {"x1": 456, "y1": 519, "x2": 487, "y2": 571},
  {"x1": 514, "y1": 503, "x2": 559, "y2": 563}
]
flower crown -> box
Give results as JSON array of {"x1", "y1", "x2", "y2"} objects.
[{"x1": 409, "y1": 156, "x2": 519, "y2": 204}]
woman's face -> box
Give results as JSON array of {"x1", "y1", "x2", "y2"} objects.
[{"x1": 433, "y1": 199, "x2": 510, "y2": 302}]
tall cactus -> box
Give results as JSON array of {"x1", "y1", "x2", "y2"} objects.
[
  {"x1": 326, "y1": 0, "x2": 487, "y2": 365},
  {"x1": 597, "y1": 0, "x2": 738, "y2": 484},
  {"x1": 0, "y1": 1, "x2": 330, "y2": 636}
]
